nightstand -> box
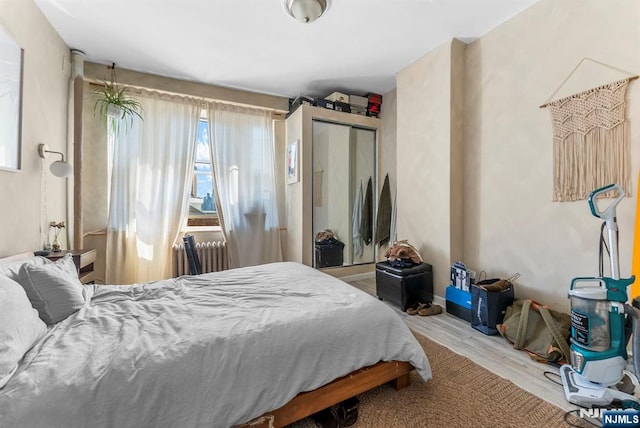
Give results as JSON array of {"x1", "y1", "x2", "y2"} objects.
[{"x1": 46, "y1": 249, "x2": 97, "y2": 284}]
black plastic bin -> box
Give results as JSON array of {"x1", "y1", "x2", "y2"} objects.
[
  {"x1": 375, "y1": 261, "x2": 433, "y2": 311},
  {"x1": 470, "y1": 280, "x2": 515, "y2": 335},
  {"x1": 315, "y1": 240, "x2": 345, "y2": 268}
]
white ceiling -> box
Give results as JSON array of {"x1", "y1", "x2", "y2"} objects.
[{"x1": 35, "y1": 0, "x2": 539, "y2": 100}]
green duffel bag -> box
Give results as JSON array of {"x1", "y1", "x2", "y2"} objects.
[{"x1": 497, "y1": 299, "x2": 572, "y2": 363}]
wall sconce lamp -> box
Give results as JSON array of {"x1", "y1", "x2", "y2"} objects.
[
  {"x1": 283, "y1": 0, "x2": 330, "y2": 24},
  {"x1": 38, "y1": 144, "x2": 73, "y2": 178}
]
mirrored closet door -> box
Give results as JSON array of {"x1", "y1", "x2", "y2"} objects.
[{"x1": 313, "y1": 120, "x2": 376, "y2": 268}]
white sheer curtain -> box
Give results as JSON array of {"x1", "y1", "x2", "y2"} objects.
[
  {"x1": 106, "y1": 94, "x2": 200, "y2": 284},
  {"x1": 207, "y1": 102, "x2": 282, "y2": 268}
]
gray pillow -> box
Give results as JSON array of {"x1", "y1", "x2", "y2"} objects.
[{"x1": 17, "y1": 253, "x2": 85, "y2": 324}]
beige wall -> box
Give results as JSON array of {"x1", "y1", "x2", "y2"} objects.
[
  {"x1": 274, "y1": 120, "x2": 286, "y2": 228},
  {"x1": 450, "y1": 40, "x2": 465, "y2": 265},
  {"x1": 284, "y1": 106, "x2": 306, "y2": 264},
  {"x1": 378, "y1": 89, "x2": 397, "y2": 260},
  {"x1": 463, "y1": 0, "x2": 640, "y2": 312},
  {"x1": 397, "y1": 39, "x2": 465, "y2": 297},
  {"x1": 395, "y1": 0, "x2": 639, "y2": 312},
  {"x1": 0, "y1": 0, "x2": 70, "y2": 257},
  {"x1": 81, "y1": 87, "x2": 109, "y2": 281}
]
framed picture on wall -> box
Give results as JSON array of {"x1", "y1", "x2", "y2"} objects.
[
  {"x1": 287, "y1": 140, "x2": 299, "y2": 184},
  {"x1": 0, "y1": 27, "x2": 22, "y2": 171},
  {"x1": 0, "y1": 25, "x2": 23, "y2": 172}
]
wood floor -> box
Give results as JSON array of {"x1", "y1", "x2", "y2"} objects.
[{"x1": 345, "y1": 277, "x2": 578, "y2": 413}]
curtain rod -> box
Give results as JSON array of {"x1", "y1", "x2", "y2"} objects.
[{"x1": 87, "y1": 80, "x2": 287, "y2": 116}]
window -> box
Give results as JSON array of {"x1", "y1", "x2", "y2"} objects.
[{"x1": 187, "y1": 117, "x2": 219, "y2": 227}]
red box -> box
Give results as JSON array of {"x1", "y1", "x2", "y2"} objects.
[
  {"x1": 367, "y1": 102, "x2": 381, "y2": 117},
  {"x1": 366, "y1": 93, "x2": 383, "y2": 104}
]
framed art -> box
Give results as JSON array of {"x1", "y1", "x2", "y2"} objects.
[
  {"x1": 287, "y1": 140, "x2": 299, "y2": 184},
  {"x1": 0, "y1": 25, "x2": 23, "y2": 172}
]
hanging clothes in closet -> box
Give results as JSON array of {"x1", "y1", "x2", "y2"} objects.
[
  {"x1": 375, "y1": 174, "x2": 392, "y2": 246},
  {"x1": 360, "y1": 177, "x2": 373, "y2": 245},
  {"x1": 352, "y1": 180, "x2": 364, "y2": 258}
]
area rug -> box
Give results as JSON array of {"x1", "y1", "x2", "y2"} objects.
[{"x1": 291, "y1": 332, "x2": 586, "y2": 428}]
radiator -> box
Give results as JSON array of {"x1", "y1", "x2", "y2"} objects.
[{"x1": 172, "y1": 240, "x2": 228, "y2": 276}]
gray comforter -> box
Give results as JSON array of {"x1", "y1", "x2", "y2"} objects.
[{"x1": 0, "y1": 262, "x2": 431, "y2": 427}]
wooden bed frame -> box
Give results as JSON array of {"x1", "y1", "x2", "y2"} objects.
[
  {"x1": 1, "y1": 253, "x2": 416, "y2": 427},
  {"x1": 239, "y1": 360, "x2": 414, "y2": 428}
]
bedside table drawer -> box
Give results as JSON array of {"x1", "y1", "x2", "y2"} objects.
[{"x1": 79, "y1": 270, "x2": 95, "y2": 285}]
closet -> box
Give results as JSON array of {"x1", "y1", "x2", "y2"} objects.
[{"x1": 284, "y1": 104, "x2": 379, "y2": 270}]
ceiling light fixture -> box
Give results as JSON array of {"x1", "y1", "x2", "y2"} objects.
[
  {"x1": 283, "y1": 0, "x2": 330, "y2": 24},
  {"x1": 38, "y1": 144, "x2": 73, "y2": 178}
]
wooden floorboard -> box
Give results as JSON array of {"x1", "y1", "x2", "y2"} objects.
[{"x1": 345, "y1": 276, "x2": 578, "y2": 412}]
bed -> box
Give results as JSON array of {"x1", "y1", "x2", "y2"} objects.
[{"x1": 0, "y1": 255, "x2": 431, "y2": 428}]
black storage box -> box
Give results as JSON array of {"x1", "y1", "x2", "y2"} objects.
[
  {"x1": 333, "y1": 101, "x2": 351, "y2": 113},
  {"x1": 470, "y1": 280, "x2": 515, "y2": 335},
  {"x1": 315, "y1": 241, "x2": 344, "y2": 268},
  {"x1": 375, "y1": 261, "x2": 433, "y2": 311},
  {"x1": 287, "y1": 96, "x2": 313, "y2": 117},
  {"x1": 313, "y1": 98, "x2": 335, "y2": 110}
]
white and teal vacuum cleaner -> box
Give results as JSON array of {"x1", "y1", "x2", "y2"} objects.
[{"x1": 560, "y1": 184, "x2": 640, "y2": 408}]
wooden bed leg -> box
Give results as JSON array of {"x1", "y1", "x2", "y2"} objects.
[{"x1": 390, "y1": 372, "x2": 411, "y2": 390}]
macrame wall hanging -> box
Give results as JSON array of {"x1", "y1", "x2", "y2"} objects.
[{"x1": 540, "y1": 58, "x2": 637, "y2": 202}]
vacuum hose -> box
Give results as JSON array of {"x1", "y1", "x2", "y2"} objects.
[{"x1": 624, "y1": 303, "x2": 640, "y2": 379}]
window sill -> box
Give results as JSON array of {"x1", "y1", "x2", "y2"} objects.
[{"x1": 183, "y1": 225, "x2": 223, "y2": 233}]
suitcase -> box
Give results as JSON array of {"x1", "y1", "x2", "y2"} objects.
[{"x1": 375, "y1": 261, "x2": 433, "y2": 311}]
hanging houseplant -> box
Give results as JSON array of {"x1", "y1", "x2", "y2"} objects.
[{"x1": 93, "y1": 63, "x2": 143, "y2": 135}]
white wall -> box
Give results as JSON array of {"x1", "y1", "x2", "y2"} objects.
[{"x1": 0, "y1": 0, "x2": 70, "y2": 257}]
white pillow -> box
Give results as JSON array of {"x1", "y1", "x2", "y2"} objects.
[
  {"x1": 0, "y1": 275, "x2": 48, "y2": 389},
  {"x1": 0, "y1": 256, "x2": 50, "y2": 281},
  {"x1": 17, "y1": 253, "x2": 85, "y2": 324}
]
